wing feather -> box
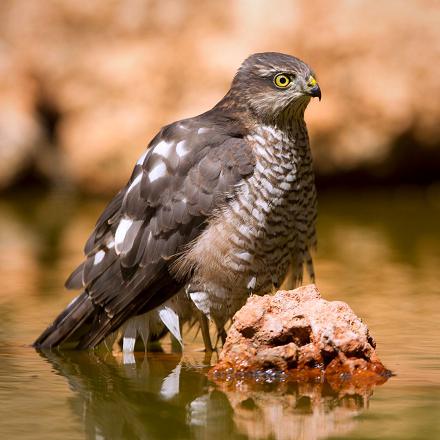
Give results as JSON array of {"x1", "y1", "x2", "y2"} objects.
[{"x1": 63, "y1": 114, "x2": 255, "y2": 347}]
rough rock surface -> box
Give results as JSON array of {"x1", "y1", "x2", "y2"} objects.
[{"x1": 211, "y1": 285, "x2": 390, "y2": 386}]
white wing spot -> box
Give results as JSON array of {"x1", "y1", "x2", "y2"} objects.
[
  {"x1": 115, "y1": 218, "x2": 133, "y2": 251},
  {"x1": 149, "y1": 162, "x2": 167, "y2": 182},
  {"x1": 126, "y1": 173, "x2": 142, "y2": 194},
  {"x1": 106, "y1": 239, "x2": 115, "y2": 249},
  {"x1": 176, "y1": 140, "x2": 189, "y2": 158},
  {"x1": 197, "y1": 127, "x2": 210, "y2": 134},
  {"x1": 154, "y1": 140, "x2": 174, "y2": 158},
  {"x1": 93, "y1": 250, "x2": 105, "y2": 265}
]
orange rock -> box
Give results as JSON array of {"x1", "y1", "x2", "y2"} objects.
[{"x1": 210, "y1": 285, "x2": 391, "y2": 390}]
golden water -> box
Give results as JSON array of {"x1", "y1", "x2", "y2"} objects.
[{"x1": 0, "y1": 188, "x2": 439, "y2": 439}]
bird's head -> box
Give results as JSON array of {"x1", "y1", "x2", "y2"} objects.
[{"x1": 229, "y1": 52, "x2": 321, "y2": 125}]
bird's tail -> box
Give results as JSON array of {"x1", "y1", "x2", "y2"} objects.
[{"x1": 33, "y1": 292, "x2": 95, "y2": 349}]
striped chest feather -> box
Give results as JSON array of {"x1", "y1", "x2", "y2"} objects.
[{"x1": 182, "y1": 122, "x2": 317, "y2": 296}]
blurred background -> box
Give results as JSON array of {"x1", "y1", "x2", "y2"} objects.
[
  {"x1": 1, "y1": 2, "x2": 440, "y2": 439},
  {"x1": 0, "y1": 0, "x2": 439, "y2": 194}
]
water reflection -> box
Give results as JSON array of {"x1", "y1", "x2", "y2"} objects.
[
  {"x1": 1, "y1": 189, "x2": 439, "y2": 439},
  {"x1": 37, "y1": 350, "x2": 379, "y2": 440}
]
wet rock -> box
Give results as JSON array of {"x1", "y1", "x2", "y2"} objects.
[
  {"x1": 211, "y1": 285, "x2": 390, "y2": 386},
  {"x1": 215, "y1": 380, "x2": 373, "y2": 440}
]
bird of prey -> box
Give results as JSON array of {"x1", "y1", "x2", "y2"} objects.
[{"x1": 34, "y1": 52, "x2": 321, "y2": 352}]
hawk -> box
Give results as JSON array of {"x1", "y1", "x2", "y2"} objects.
[{"x1": 34, "y1": 52, "x2": 321, "y2": 352}]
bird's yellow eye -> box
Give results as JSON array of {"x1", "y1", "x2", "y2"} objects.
[{"x1": 274, "y1": 73, "x2": 291, "y2": 88}]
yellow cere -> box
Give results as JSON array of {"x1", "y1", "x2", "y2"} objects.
[{"x1": 308, "y1": 76, "x2": 317, "y2": 87}]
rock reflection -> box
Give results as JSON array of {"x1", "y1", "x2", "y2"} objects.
[
  {"x1": 37, "y1": 350, "x2": 380, "y2": 440},
  {"x1": 214, "y1": 381, "x2": 367, "y2": 440}
]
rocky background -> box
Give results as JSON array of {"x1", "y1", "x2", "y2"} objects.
[{"x1": 1, "y1": 0, "x2": 439, "y2": 194}]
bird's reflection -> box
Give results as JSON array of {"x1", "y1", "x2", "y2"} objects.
[{"x1": 38, "y1": 349, "x2": 378, "y2": 440}]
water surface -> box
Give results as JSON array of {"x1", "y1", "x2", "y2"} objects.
[{"x1": 0, "y1": 188, "x2": 439, "y2": 439}]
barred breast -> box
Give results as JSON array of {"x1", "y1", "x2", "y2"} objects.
[{"x1": 184, "y1": 121, "x2": 317, "y2": 329}]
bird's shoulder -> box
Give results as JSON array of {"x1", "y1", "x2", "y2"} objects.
[{"x1": 65, "y1": 110, "x2": 256, "y2": 290}]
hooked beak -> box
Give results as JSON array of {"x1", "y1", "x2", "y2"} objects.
[{"x1": 306, "y1": 76, "x2": 321, "y2": 101}]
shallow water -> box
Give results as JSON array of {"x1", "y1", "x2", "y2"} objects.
[{"x1": 0, "y1": 188, "x2": 439, "y2": 440}]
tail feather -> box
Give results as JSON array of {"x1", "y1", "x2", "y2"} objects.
[
  {"x1": 34, "y1": 270, "x2": 184, "y2": 350},
  {"x1": 33, "y1": 292, "x2": 95, "y2": 348},
  {"x1": 76, "y1": 273, "x2": 183, "y2": 350}
]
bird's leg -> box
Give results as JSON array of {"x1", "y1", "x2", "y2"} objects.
[
  {"x1": 219, "y1": 328, "x2": 227, "y2": 345},
  {"x1": 197, "y1": 311, "x2": 213, "y2": 352},
  {"x1": 214, "y1": 325, "x2": 227, "y2": 348},
  {"x1": 170, "y1": 334, "x2": 183, "y2": 353},
  {"x1": 186, "y1": 283, "x2": 213, "y2": 352}
]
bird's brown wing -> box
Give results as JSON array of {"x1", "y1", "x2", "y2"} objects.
[{"x1": 56, "y1": 114, "x2": 255, "y2": 348}]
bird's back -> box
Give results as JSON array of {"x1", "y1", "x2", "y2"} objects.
[{"x1": 34, "y1": 109, "x2": 256, "y2": 349}]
